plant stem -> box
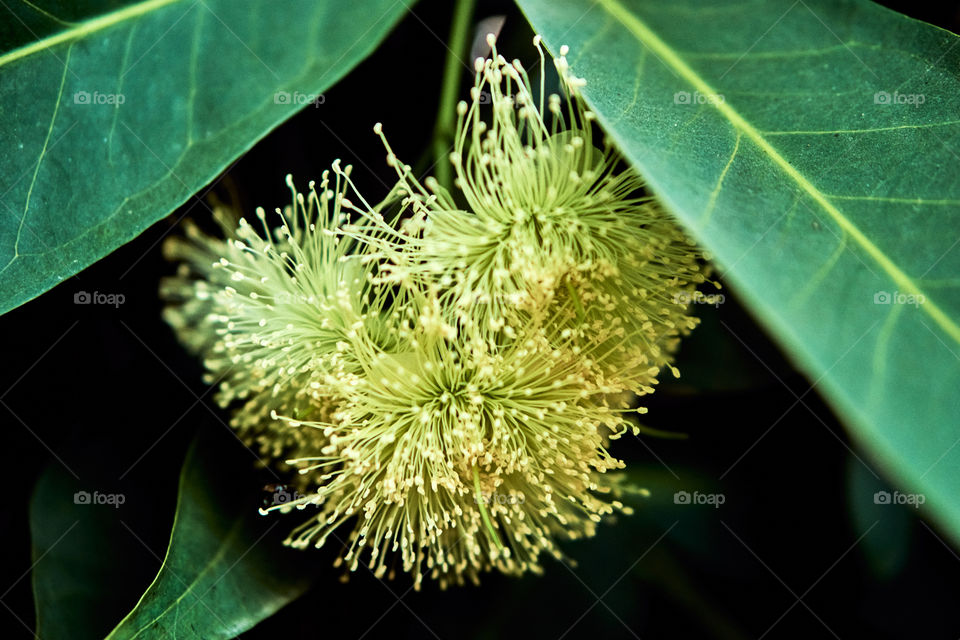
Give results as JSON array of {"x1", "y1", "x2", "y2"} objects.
[
  {"x1": 565, "y1": 280, "x2": 585, "y2": 321},
  {"x1": 430, "y1": 0, "x2": 476, "y2": 192},
  {"x1": 473, "y1": 466, "x2": 504, "y2": 552}
]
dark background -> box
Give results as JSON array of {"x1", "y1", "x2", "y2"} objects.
[{"x1": 3, "y1": 1, "x2": 960, "y2": 638}]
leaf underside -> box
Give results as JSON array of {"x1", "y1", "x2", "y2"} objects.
[
  {"x1": 0, "y1": 0, "x2": 409, "y2": 313},
  {"x1": 105, "y1": 430, "x2": 316, "y2": 640},
  {"x1": 517, "y1": 0, "x2": 960, "y2": 543}
]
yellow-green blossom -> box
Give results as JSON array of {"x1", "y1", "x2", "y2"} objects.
[
  {"x1": 360, "y1": 35, "x2": 705, "y2": 392},
  {"x1": 272, "y1": 286, "x2": 634, "y2": 588},
  {"x1": 160, "y1": 35, "x2": 707, "y2": 590},
  {"x1": 161, "y1": 166, "x2": 394, "y2": 457}
]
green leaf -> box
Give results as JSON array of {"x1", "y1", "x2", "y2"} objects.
[
  {"x1": 846, "y1": 455, "x2": 914, "y2": 580},
  {"x1": 517, "y1": 0, "x2": 960, "y2": 544},
  {"x1": 0, "y1": 0, "x2": 408, "y2": 314},
  {"x1": 30, "y1": 464, "x2": 144, "y2": 640},
  {"x1": 105, "y1": 430, "x2": 315, "y2": 640}
]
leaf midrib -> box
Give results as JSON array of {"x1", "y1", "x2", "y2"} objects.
[
  {"x1": 104, "y1": 443, "x2": 245, "y2": 640},
  {"x1": 595, "y1": 0, "x2": 960, "y2": 346},
  {"x1": 0, "y1": 0, "x2": 184, "y2": 67},
  {"x1": 119, "y1": 517, "x2": 247, "y2": 640}
]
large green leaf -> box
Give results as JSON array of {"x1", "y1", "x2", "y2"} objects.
[
  {"x1": 846, "y1": 455, "x2": 913, "y2": 580},
  {"x1": 0, "y1": 0, "x2": 408, "y2": 314},
  {"x1": 517, "y1": 0, "x2": 960, "y2": 542},
  {"x1": 30, "y1": 463, "x2": 148, "y2": 640},
  {"x1": 105, "y1": 430, "x2": 316, "y2": 640}
]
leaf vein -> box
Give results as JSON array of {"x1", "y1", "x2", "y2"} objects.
[
  {"x1": 0, "y1": 0, "x2": 184, "y2": 67},
  {"x1": 699, "y1": 130, "x2": 741, "y2": 228},
  {"x1": 761, "y1": 120, "x2": 960, "y2": 136},
  {"x1": 596, "y1": 0, "x2": 960, "y2": 347},
  {"x1": 15, "y1": 44, "x2": 73, "y2": 261}
]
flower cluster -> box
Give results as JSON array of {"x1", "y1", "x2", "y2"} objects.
[{"x1": 161, "y1": 36, "x2": 707, "y2": 589}]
